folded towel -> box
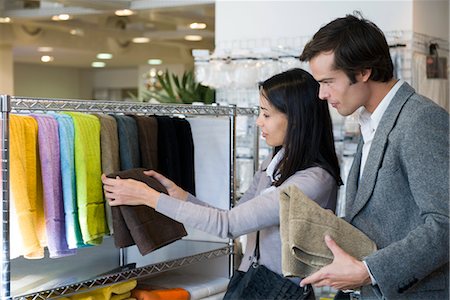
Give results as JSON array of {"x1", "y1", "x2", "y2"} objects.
[
  {"x1": 128, "y1": 115, "x2": 158, "y2": 170},
  {"x1": 70, "y1": 279, "x2": 137, "y2": 300},
  {"x1": 32, "y1": 114, "x2": 76, "y2": 258},
  {"x1": 131, "y1": 288, "x2": 190, "y2": 300},
  {"x1": 63, "y1": 112, "x2": 108, "y2": 245},
  {"x1": 279, "y1": 185, "x2": 377, "y2": 278},
  {"x1": 93, "y1": 113, "x2": 121, "y2": 235},
  {"x1": 9, "y1": 115, "x2": 46, "y2": 259},
  {"x1": 51, "y1": 113, "x2": 85, "y2": 249},
  {"x1": 112, "y1": 115, "x2": 141, "y2": 170},
  {"x1": 107, "y1": 168, "x2": 187, "y2": 255}
]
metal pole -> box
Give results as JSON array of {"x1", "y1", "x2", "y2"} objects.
[
  {"x1": 0, "y1": 94, "x2": 11, "y2": 300},
  {"x1": 228, "y1": 105, "x2": 236, "y2": 278}
]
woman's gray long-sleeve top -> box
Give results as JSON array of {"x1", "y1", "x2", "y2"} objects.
[{"x1": 156, "y1": 156, "x2": 338, "y2": 278}]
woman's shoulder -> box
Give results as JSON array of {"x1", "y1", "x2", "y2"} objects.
[{"x1": 284, "y1": 166, "x2": 335, "y2": 189}]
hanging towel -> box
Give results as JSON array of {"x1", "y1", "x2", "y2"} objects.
[
  {"x1": 9, "y1": 114, "x2": 46, "y2": 259},
  {"x1": 32, "y1": 114, "x2": 76, "y2": 258},
  {"x1": 128, "y1": 115, "x2": 158, "y2": 170},
  {"x1": 131, "y1": 288, "x2": 190, "y2": 300},
  {"x1": 155, "y1": 116, "x2": 182, "y2": 186},
  {"x1": 93, "y1": 113, "x2": 121, "y2": 235},
  {"x1": 279, "y1": 185, "x2": 377, "y2": 278},
  {"x1": 107, "y1": 168, "x2": 187, "y2": 255},
  {"x1": 51, "y1": 113, "x2": 85, "y2": 249},
  {"x1": 63, "y1": 112, "x2": 108, "y2": 245},
  {"x1": 112, "y1": 114, "x2": 141, "y2": 170},
  {"x1": 172, "y1": 118, "x2": 196, "y2": 195}
]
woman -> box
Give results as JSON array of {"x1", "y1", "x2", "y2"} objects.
[{"x1": 102, "y1": 68, "x2": 342, "y2": 298}]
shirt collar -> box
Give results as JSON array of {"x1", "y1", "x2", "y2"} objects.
[
  {"x1": 358, "y1": 80, "x2": 404, "y2": 135},
  {"x1": 266, "y1": 148, "x2": 284, "y2": 182}
]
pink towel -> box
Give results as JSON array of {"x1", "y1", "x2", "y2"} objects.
[{"x1": 32, "y1": 114, "x2": 76, "y2": 258}]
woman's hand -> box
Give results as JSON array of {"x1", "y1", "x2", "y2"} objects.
[
  {"x1": 101, "y1": 174, "x2": 161, "y2": 208},
  {"x1": 144, "y1": 170, "x2": 188, "y2": 201}
]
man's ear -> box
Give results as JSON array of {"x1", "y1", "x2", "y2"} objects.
[{"x1": 358, "y1": 68, "x2": 372, "y2": 82}]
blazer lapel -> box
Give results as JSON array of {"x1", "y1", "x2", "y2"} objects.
[
  {"x1": 344, "y1": 139, "x2": 363, "y2": 221},
  {"x1": 347, "y1": 82, "x2": 415, "y2": 222}
]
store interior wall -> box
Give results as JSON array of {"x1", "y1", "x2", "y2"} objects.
[{"x1": 9, "y1": 0, "x2": 449, "y2": 100}]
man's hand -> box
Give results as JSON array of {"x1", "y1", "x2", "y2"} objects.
[{"x1": 300, "y1": 235, "x2": 371, "y2": 290}]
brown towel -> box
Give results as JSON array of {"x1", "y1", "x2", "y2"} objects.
[
  {"x1": 107, "y1": 168, "x2": 187, "y2": 255},
  {"x1": 279, "y1": 185, "x2": 377, "y2": 278},
  {"x1": 94, "y1": 113, "x2": 121, "y2": 235},
  {"x1": 128, "y1": 115, "x2": 158, "y2": 170}
]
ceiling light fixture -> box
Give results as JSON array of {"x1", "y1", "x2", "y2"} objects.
[
  {"x1": 0, "y1": 17, "x2": 11, "y2": 23},
  {"x1": 38, "y1": 46, "x2": 53, "y2": 52},
  {"x1": 189, "y1": 22, "x2": 207, "y2": 30},
  {"x1": 41, "y1": 55, "x2": 54, "y2": 63},
  {"x1": 115, "y1": 9, "x2": 134, "y2": 16},
  {"x1": 96, "y1": 53, "x2": 113, "y2": 59},
  {"x1": 132, "y1": 37, "x2": 150, "y2": 43},
  {"x1": 147, "y1": 59, "x2": 162, "y2": 65},
  {"x1": 52, "y1": 14, "x2": 70, "y2": 21},
  {"x1": 91, "y1": 61, "x2": 106, "y2": 68},
  {"x1": 70, "y1": 28, "x2": 84, "y2": 36},
  {"x1": 184, "y1": 35, "x2": 203, "y2": 41}
]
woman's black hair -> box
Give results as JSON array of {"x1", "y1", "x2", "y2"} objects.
[{"x1": 259, "y1": 68, "x2": 342, "y2": 186}]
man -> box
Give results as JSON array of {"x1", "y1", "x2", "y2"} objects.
[{"x1": 299, "y1": 13, "x2": 449, "y2": 299}]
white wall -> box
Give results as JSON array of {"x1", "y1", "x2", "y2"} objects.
[
  {"x1": 14, "y1": 63, "x2": 93, "y2": 99},
  {"x1": 215, "y1": 1, "x2": 414, "y2": 48},
  {"x1": 413, "y1": 0, "x2": 449, "y2": 40}
]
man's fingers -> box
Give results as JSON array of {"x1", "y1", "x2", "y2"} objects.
[{"x1": 325, "y1": 235, "x2": 346, "y2": 258}]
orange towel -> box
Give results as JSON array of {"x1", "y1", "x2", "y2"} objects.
[
  {"x1": 131, "y1": 288, "x2": 190, "y2": 300},
  {"x1": 9, "y1": 115, "x2": 46, "y2": 259}
]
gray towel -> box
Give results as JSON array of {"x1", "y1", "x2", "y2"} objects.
[{"x1": 279, "y1": 185, "x2": 377, "y2": 278}]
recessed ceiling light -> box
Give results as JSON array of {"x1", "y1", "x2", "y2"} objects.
[
  {"x1": 0, "y1": 17, "x2": 11, "y2": 23},
  {"x1": 132, "y1": 37, "x2": 150, "y2": 43},
  {"x1": 189, "y1": 22, "x2": 207, "y2": 30},
  {"x1": 52, "y1": 14, "x2": 70, "y2": 21},
  {"x1": 70, "y1": 28, "x2": 84, "y2": 36},
  {"x1": 91, "y1": 61, "x2": 106, "y2": 68},
  {"x1": 96, "y1": 53, "x2": 113, "y2": 60},
  {"x1": 184, "y1": 35, "x2": 203, "y2": 41},
  {"x1": 38, "y1": 46, "x2": 53, "y2": 52},
  {"x1": 147, "y1": 59, "x2": 162, "y2": 65},
  {"x1": 41, "y1": 55, "x2": 54, "y2": 63},
  {"x1": 115, "y1": 9, "x2": 134, "y2": 16}
]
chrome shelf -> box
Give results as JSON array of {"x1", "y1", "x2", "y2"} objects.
[
  {"x1": 10, "y1": 97, "x2": 236, "y2": 116},
  {"x1": 14, "y1": 241, "x2": 231, "y2": 300}
]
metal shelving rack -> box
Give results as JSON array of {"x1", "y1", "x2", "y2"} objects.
[{"x1": 0, "y1": 95, "x2": 258, "y2": 300}]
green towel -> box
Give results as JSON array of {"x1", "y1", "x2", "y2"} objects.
[
  {"x1": 279, "y1": 185, "x2": 377, "y2": 278},
  {"x1": 63, "y1": 112, "x2": 108, "y2": 245}
]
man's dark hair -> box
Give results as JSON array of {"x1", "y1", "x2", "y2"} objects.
[{"x1": 300, "y1": 12, "x2": 394, "y2": 83}]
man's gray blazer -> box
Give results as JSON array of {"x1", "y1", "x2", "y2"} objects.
[{"x1": 345, "y1": 82, "x2": 449, "y2": 299}]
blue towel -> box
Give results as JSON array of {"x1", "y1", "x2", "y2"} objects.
[
  {"x1": 31, "y1": 114, "x2": 76, "y2": 258},
  {"x1": 51, "y1": 113, "x2": 86, "y2": 249},
  {"x1": 112, "y1": 115, "x2": 141, "y2": 170}
]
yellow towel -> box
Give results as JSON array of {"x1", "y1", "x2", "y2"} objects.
[
  {"x1": 9, "y1": 115, "x2": 46, "y2": 259},
  {"x1": 63, "y1": 112, "x2": 108, "y2": 245},
  {"x1": 69, "y1": 279, "x2": 137, "y2": 300}
]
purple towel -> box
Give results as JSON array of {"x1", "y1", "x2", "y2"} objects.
[{"x1": 32, "y1": 114, "x2": 76, "y2": 258}]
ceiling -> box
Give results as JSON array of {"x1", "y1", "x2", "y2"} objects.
[{"x1": 0, "y1": 0, "x2": 215, "y2": 68}]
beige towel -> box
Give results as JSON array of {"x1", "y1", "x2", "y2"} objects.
[{"x1": 279, "y1": 185, "x2": 377, "y2": 278}]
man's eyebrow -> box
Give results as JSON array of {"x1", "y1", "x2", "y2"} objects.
[{"x1": 317, "y1": 77, "x2": 334, "y2": 83}]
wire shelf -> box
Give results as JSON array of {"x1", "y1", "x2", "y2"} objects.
[
  {"x1": 9, "y1": 96, "x2": 236, "y2": 116},
  {"x1": 14, "y1": 244, "x2": 231, "y2": 300}
]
